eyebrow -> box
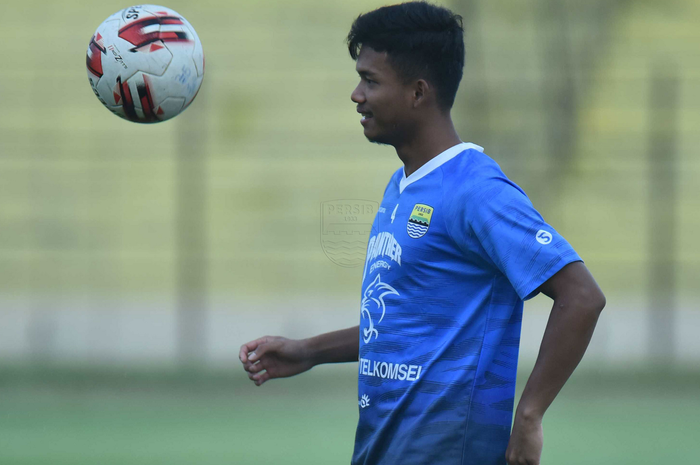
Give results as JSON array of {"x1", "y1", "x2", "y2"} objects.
[{"x1": 357, "y1": 70, "x2": 376, "y2": 78}]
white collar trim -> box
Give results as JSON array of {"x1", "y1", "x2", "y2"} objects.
[{"x1": 399, "y1": 142, "x2": 483, "y2": 193}]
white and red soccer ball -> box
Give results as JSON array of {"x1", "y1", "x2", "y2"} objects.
[{"x1": 86, "y1": 5, "x2": 204, "y2": 123}]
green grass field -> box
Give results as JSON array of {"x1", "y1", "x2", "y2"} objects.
[{"x1": 1, "y1": 365, "x2": 698, "y2": 465}]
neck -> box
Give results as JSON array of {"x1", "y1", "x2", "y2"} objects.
[{"x1": 395, "y1": 115, "x2": 462, "y2": 178}]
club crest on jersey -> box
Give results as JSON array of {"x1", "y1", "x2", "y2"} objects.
[{"x1": 407, "y1": 204, "x2": 433, "y2": 239}]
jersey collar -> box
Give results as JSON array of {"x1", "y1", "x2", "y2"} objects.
[{"x1": 399, "y1": 142, "x2": 484, "y2": 193}]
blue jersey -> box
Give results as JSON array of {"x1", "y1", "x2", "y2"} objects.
[{"x1": 352, "y1": 143, "x2": 581, "y2": 465}]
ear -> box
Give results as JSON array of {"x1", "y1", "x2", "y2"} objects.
[{"x1": 412, "y1": 79, "x2": 431, "y2": 108}]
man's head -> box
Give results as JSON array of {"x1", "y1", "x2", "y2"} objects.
[{"x1": 348, "y1": 2, "x2": 464, "y2": 145}]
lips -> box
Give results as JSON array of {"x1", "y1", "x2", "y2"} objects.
[{"x1": 357, "y1": 109, "x2": 373, "y2": 125}]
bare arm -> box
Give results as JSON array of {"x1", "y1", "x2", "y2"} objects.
[
  {"x1": 306, "y1": 325, "x2": 360, "y2": 365},
  {"x1": 506, "y1": 261, "x2": 606, "y2": 464},
  {"x1": 239, "y1": 326, "x2": 359, "y2": 386}
]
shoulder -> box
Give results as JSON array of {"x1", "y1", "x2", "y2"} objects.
[{"x1": 440, "y1": 147, "x2": 528, "y2": 207}]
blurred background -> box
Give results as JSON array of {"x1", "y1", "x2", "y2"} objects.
[{"x1": 0, "y1": 0, "x2": 698, "y2": 463}]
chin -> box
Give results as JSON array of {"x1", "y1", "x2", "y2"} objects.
[
  {"x1": 367, "y1": 138, "x2": 392, "y2": 147},
  {"x1": 363, "y1": 130, "x2": 393, "y2": 146}
]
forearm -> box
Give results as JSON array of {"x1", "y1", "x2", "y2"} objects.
[
  {"x1": 515, "y1": 297, "x2": 604, "y2": 420},
  {"x1": 304, "y1": 325, "x2": 359, "y2": 366}
]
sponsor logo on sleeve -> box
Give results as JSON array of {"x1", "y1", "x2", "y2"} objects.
[{"x1": 536, "y1": 230, "x2": 553, "y2": 245}]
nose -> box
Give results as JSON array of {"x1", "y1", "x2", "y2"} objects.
[{"x1": 351, "y1": 83, "x2": 365, "y2": 104}]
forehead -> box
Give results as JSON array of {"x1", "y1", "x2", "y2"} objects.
[{"x1": 355, "y1": 47, "x2": 393, "y2": 77}]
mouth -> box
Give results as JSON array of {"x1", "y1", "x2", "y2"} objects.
[{"x1": 358, "y1": 110, "x2": 373, "y2": 125}]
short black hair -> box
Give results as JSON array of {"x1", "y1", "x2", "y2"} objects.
[{"x1": 347, "y1": 1, "x2": 464, "y2": 110}]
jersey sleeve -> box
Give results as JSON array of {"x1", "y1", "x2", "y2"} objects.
[{"x1": 447, "y1": 176, "x2": 582, "y2": 300}]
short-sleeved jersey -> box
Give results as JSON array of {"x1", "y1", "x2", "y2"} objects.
[{"x1": 352, "y1": 142, "x2": 581, "y2": 465}]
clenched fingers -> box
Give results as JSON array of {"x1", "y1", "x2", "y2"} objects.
[
  {"x1": 239, "y1": 337, "x2": 267, "y2": 363},
  {"x1": 247, "y1": 361, "x2": 265, "y2": 373},
  {"x1": 248, "y1": 370, "x2": 271, "y2": 386}
]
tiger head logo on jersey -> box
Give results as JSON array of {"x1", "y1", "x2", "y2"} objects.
[
  {"x1": 360, "y1": 274, "x2": 399, "y2": 343},
  {"x1": 407, "y1": 204, "x2": 433, "y2": 238}
]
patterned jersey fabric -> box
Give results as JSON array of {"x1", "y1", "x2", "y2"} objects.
[{"x1": 352, "y1": 143, "x2": 581, "y2": 465}]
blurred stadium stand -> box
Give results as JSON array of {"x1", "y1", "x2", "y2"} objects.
[{"x1": 0, "y1": 0, "x2": 698, "y2": 368}]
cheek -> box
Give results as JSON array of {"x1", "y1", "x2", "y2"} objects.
[
  {"x1": 385, "y1": 98, "x2": 411, "y2": 124},
  {"x1": 373, "y1": 90, "x2": 405, "y2": 117}
]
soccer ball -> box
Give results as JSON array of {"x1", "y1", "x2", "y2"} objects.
[{"x1": 86, "y1": 5, "x2": 204, "y2": 123}]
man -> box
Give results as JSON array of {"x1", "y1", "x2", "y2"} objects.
[{"x1": 240, "y1": 2, "x2": 606, "y2": 465}]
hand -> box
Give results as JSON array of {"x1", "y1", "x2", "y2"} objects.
[
  {"x1": 239, "y1": 336, "x2": 314, "y2": 386},
  {"x1": 505, "y1": 414, "x2": 543, "y2": 465}
]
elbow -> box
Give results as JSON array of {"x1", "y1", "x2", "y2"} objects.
[
  {"x1": 593, "y1": 289, "x2": 606, "y2": 315},
  {"x1": 583, "y1": 285, "x2": 606, "y2": 316},
  {"x1": 567, "y1": 284, "x2": 606, "y2": 317}
]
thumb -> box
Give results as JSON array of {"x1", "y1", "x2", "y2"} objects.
[
  {"x1": 248, "y1": 348, "x2": 262, "y2": 362},
  {"x1": 249, "y1": 340, "x2": 275, "y2": 362}
]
